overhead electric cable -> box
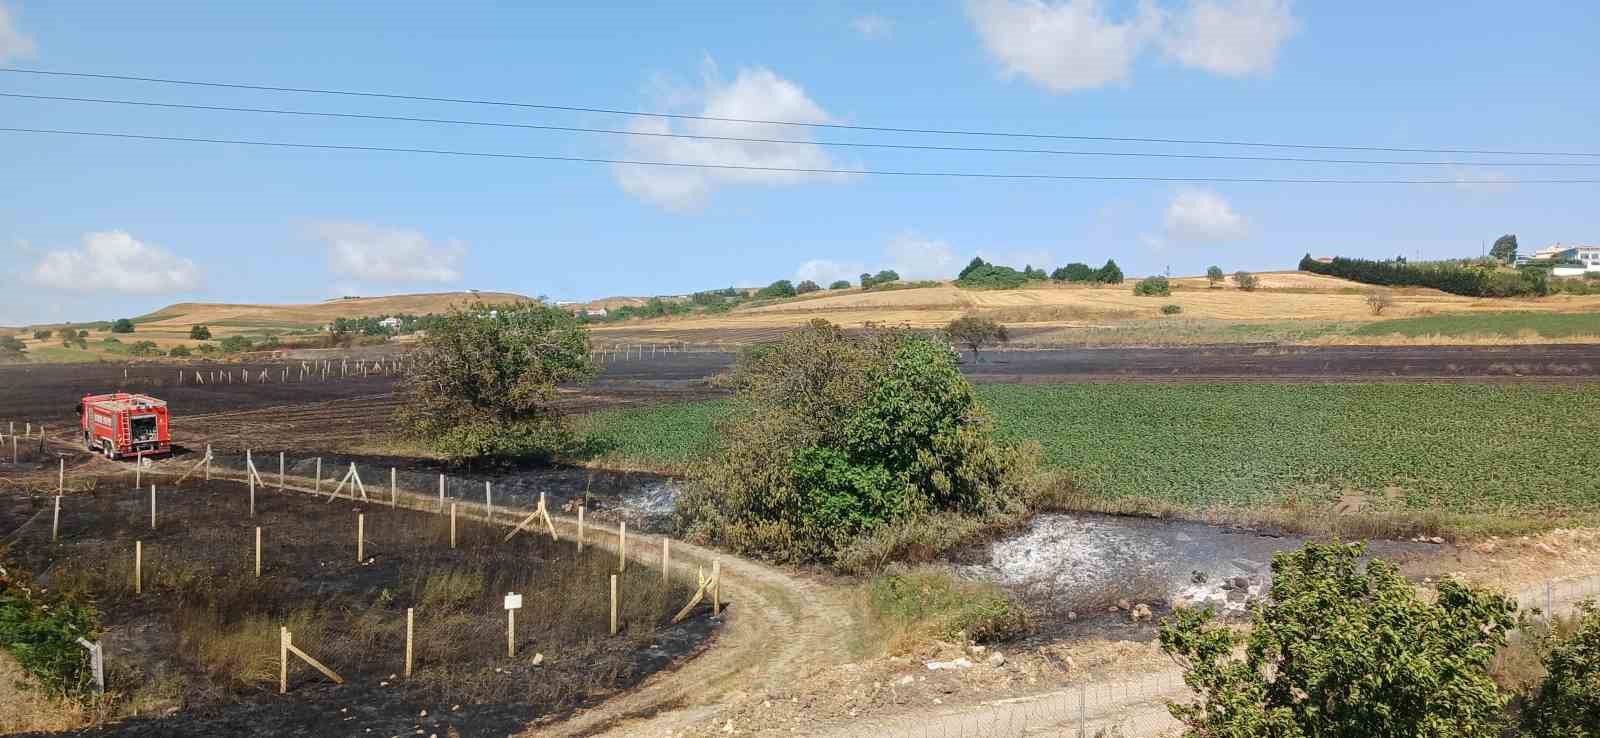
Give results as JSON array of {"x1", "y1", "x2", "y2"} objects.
[
  {"x1": 3, "y1": 126, "x2": 1597, "y2": 184},
  {"x1": 2, "y1": 91, "x2": 1595, "y2": 167},
  {"x1": 2, "y1": 66, "x2": 1596, "y2": 158}
]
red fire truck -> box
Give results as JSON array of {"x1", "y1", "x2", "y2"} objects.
[{"x1": 80, "y1": 393, "x2": 172, "y2": 460}]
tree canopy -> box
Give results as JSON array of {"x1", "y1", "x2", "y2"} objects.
[
  {"x1": 110, "y1": 319, "x2": 135, "y2": 333},
  {"x1": 1206, "y1": 266, "x2": 1224, "y2": 286},
  {"x1": 1491, "y1": 234, "x2": 1519, "y2": 264},
  {"x1": 1160, "y1": 541, "x2": 1517, "y2": 738},
  {"x1": 945, "y1": 316, "x2": 1009, "y2": 358},
  {"x1": 397, "y1": 301, "x2": 594, "y2": 461}
]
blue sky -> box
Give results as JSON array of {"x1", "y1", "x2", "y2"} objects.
[{"x1": 3, "y1": 1, "x2": 1597, "y2": 325}]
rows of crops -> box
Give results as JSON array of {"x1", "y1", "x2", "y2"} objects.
[
  {"x1": 1352, "y1": 311, "x2": 1600, "y2": 338},
  {"x1": 577, "y1": 384, "x2": 1600, "y2": 513}
]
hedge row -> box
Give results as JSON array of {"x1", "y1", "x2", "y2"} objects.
[{"x1": 1298, "y1": 254, "x2": 1547, "y2": 297}]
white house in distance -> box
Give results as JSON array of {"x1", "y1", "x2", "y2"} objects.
[{"x1": 1522, "y1": 243, "x2": 1600, "y2": 276}]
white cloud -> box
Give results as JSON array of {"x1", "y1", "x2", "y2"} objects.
[
  {"x1": 1160, "y1": 0, "x2": 1297, "y2": 76},
  {"x1": 851, "y1": 14, "x2": 892, "y2": 40},
  {"x1": 31, "y1": 231, "x2": 203, "y2": 294},
  {"x1": 614, "y1": 60, "x2": 848, "y2": 210},
  {"x1": 885, "y1": 234, "x2": 961, "y2": 280},
  {"x1": 796, "y1": 258, "x2": 867, "y2": 286},
  {"x1": 966, "y1": 0, "x2": 1297, "y2": 91},
  {"x1": 1163, "y1": 189, "x2": 1249, "y2": 241},
  {"x1": 965, "y1": 0, "x2": 1162, "y2": 92},
  {"x1": 311, "y1": 222, "x2": 464, "y2": 282},
  {"x1": 0, "y1": 3, "x2": 36, "y2": 61}
]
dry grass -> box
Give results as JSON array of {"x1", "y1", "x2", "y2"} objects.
[{"x1": 0, "y1": 651, "x2": 92, "y2": 732}]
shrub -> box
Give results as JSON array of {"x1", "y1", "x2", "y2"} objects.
[
  {"x1": 1521, "y1": 600, "x2": 1600, "y2": 736},
  {"x1": 1205, "y1": 265, "x2": 1224, "y2": 287},
  {"x1": 1365, "y1": 288, "x2": 1395, "y2": 315},
  {"x1": 1233, "y1": 271, "x2": 1260, "y2": 291},
  {"x1": 860, "y1": 269, "x2": 901, "y2": 289},
  {"x1": 76, "y1": 330, "x2": 88, "y2": 338},
  {"x1": 127, "y1": 340, "x2": 161, "y2": 356},
  {"x1": 0, "y1": 558, "x2": 101, "y2": 696},
  {"x1": 0, "y1": 336, "x2": 26, "y2": 360},
  {"x1": 945, "y1": 316, "x2": 1009, "y2": 359},
  {"x1": 676, "y1": 322, "x2": 1034, "y2": 567},
  {"x1": 955, "y1": 259, "x2": 1030, "y2": 289},
  {"x1": 755, "y1": 280, "x2": 797, "y2": 299},
  {"x1": 167, "y1": 345, "x2": 192, "y2": 357},
  {"x1": 1133, "y1": 275, "x2": 1171, "y2": 296},
  {"x1": 195, "y1": 343, "x2": 217, "y2": 354},
  {"x1": 31, "y1": 329, "x2": 51, "y2": 340},
  {"x1": 397, "y1": 301, "x2": 594, "y2": 461},
  {"x1": 1300, "y1": 253, "x2": 1547, "y2": 297},
  {"x1": 795, "y1": 280, "x2": 821, "y2": 294},
  {"x1": 110, "y1": 318, "x2": 135, "y2": 333},
  {"x1": 189, "y1": 325, "x2": 211, "y2": 340},
  {"x1": 1051, "y1": 263, "x2": 1096, "y2": 283},
  {"x1": 828, "y1": 280, "x2": 852, "y2": 290},
  {"x1": 1160, "y1": 303, "x2": 1182, "y2": 315},
  {"x1": 1096, "y1": 259, "x2": 1124, "y2": 284},
  {"x1": 217, "y1": 335, "x2": 254, "y2": 353},
  {"x1": 1161, "y1": 541, "x2": 1516, "y2": 738},
  {"x1": 867, "y1": 568, "x2": 1030, "y2": 651}
]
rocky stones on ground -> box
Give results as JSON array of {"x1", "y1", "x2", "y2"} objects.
[
  {"x1": 925, "y1": 658, "x2": 974, "y2": 671},
  {"x1": 987, "y1": 652, "x2": 1006, "y2": 668},
  {"x1": 1066, "y1": 610, "x2": 1078, "y2": 621},
  {"x1": 1130, "y1": 603, "x2": 1153, "y2": 622},
  {"x1": 897, "y1": 675, "x2": 915, "y2": 686},
  {"x1": 1116, "y1": 598, "x2": 1131, "y2": 611}
]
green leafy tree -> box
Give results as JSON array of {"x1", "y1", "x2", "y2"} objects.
[
  {"x1": 958, "y1": 257, "x2": 989, "y2": 281},
  {"x1": 1234, "y1": 271, "x2": 1261, "y2": 291},
  {"x1": 1521, "y1": 600, "x2": 1600, "y2": 737},
  {"x1": 945, "y1": 316, "x2": 1009, "y2": 360},
  {"x1": 756, "y1": 279, "x2": 797, "y2": 299},
  {"x1": 189, "y1": 325, "x2": 212, "y2": 340},
  {"x1": 110, "y1": 318, "x2": 135, "y2": 333},
  {"x1": 1206, "y1": 265, "x2": 1224, "y2": 287},
  {"x1": 1160, "y1": 541, "x2": 1516, "y2": 738},
  {"x1": 1051, "y1": 263, "x2": 1096, "y2": 282},
  {"x1": 76, "y1": 329, "x2": 88, "y2": 339},
  {"x1": 1096, "y1": 259, "x2": 1124, "y2": 284},
  {"x1": 397, "y1": 302, "x2": 594, "y2": 462},
  {"x1": 860, "y1": 269, "x2": 901, "y2": 289},
  {"x1": 0, "y1": 335, "x2": 26, "y2": 361},
  {"x1": 1133, "y1": 275, "x2": 1171, "y2": 296},
  {"x1": 829, "y1": 279, "x2": 852, "y2": 290},
  {"x1": 1022, "y1": 265, "x2": 1048, "y2": 280},
  {"x1": 676, "y1": 321, "x2": 1031, "y2": 568},
  {"x1": 218, "y1": 335, "x2": 255, "y2": 353},
  {"x1": 32, "y1": 329, "x2": 52, "y2": 340},
  {"x1": 167, "y1": 345, "x2": 192, "y2": 357},
  {"x1": 1491, "y1": 234, "x2": 1519, "y2": 264},
  {"x1": 127, "y1": 340, "x2": 160, "y2": 357},
  {"x1": 796, "y1": 280, "x2": 822, "y2": 294}
]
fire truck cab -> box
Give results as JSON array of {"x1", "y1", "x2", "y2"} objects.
[{"x1": 80, "y1": 393, "x2": 171, "y2": 460}]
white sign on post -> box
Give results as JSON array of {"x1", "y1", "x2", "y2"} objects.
[{"x1": 504, "y1": 593, "x2": 523, "y2": 610}]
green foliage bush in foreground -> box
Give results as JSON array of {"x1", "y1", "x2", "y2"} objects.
[
  {"x1": 1520, "y1": 601, "x2": 1600, "y2": 736},
  {"x1": 1162, "y1": 541, "x2": 1518, "y2": 737},
  {"x1": 0, "y1": 556, "x2": 101, "y2": 697},
  {"x1": 675, "y1": 321, "x2": 1039, "y2": 569}
]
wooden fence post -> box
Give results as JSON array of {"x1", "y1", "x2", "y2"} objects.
[
  {"x1": 662, "y1": 538, "x2": 670, "y2": 586},
  {"x1": 255, "y1": 526, "x2": 262, "y2": 577},
  {"x1": 134, "y1": 541, "x2": 142, "y2": 595},
  {"x1": 249, "y1": 464, "x2": 256, "y2": 517},
  {"x1": 610, "y1": 574, "x2": 619, "y2": 636},
  {"x1": 205, "y1": 444, "x2": 211, "y2": 480},
  {"x1": 619, "y1": 521, "x2": 627, "y2": 572},
  {"x1": 279, "y1": 626, "x2": 289, "y2": 694},
  {"x1": 577, "y1": 506, "x2": 585, "y2": 552},
  {"x1": 390, "y1": 468, "x2": 397, "y2": 507},
  {"x1": 357, "y1": 513, "x2": 365, "y2": 562},
  {"x1": 58, "y1": 457, "x2": 64, "y2": 494},
  {"x1": 52, "y1": 496, "x2": 60, "y2": 542},
  {"x1": 314, "y1": 458, "x2": 321, "y2": 494},
  {"x1": 485, "y1": 481, "x2": 493, "y2": 522},
  {"x1": 149, "y1": 484, "x2": 156, "y2": 529},
  {"x1": 450, "y1": 503, "x2": 457, "y2": 549},
  {"x1": 405, "y1": 608, "x2": 414, "y2": 678},
  {"x1": 135, "y1": 451, "x2": 142, "y2": 488},
  {"x1": 438, "y1": 474, "x2": 445, "y2": 513},
  {"x1": 279, "y1": 451, "x2": 285, "y2": 489}
]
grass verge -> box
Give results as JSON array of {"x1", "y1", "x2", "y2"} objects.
[
  {"x1": 862, "y1": 567, "x2": 1030, "y2": 655},
  {"x1": 1352, "y1": 311, "x2": 1600, "y2": 339}
]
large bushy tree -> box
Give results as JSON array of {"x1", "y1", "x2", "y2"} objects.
[
  {"x1": 1521, "y1": 601, "x2": 1600, "y2": 736},
  {"x1": 1491, "y1": 234, "x2": 1519, "y2": 264},
  {"x1": 397, "y1": 301, "x2": 594, "y2": 461},
  {"x1": 1097, "y1": 259, "x2": 1124, "y2": 284},
  {"x1": 1160, "y1": 541, "x2": 1517, "y2": 738},
  {"x1": 676, "y1": 321, "x2": 1032, "y2": 567},
  {"x1": 946, "y1": 315, "x2": 1008, "y2": 359}
]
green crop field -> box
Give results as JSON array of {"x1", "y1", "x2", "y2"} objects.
[
  {"x1": 1352, "y1": 311, "x2": 1600, "y2": 338},
  {"x1": 576, "y1": 383, "x2": 1600, "y2": 514}
]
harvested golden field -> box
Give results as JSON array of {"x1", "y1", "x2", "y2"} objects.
[
  {"x1": 588, "y1": 274, "x2": 1600, "y2": 348},
  {"x1": 134, "y1": 291, "x2": 532, "y2": 329}
]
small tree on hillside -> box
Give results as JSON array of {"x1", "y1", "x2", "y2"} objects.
[
  {"x1": 397, "y1": 302, "x2": 594, "y2": 462},
  {"x1": 0, "y1": 336, "x2": 26, "y2": 361},
  {"x1": 1365, "y1": 288, "x2": 1395, "y2": 315},
  {"x1": 189, "y1": 325, "x2": 212, "y2": 340},
  {"x1": 796, "y1": 280, "x2": 822, "y2": 294},
  {"x1": 1490, "y1": 234, "x2": 1519, "y2": 264},
  {"x1": 756, "y1": 280, "x2": 797, "y2": 299},
  {"x1": 1233, "y1": 271, "x2": 1260, "y2": 292},
  {"x1": 111, "y1": 318, "x2": 135, "y2": 333},
  {"x1": 1205, "y1": 265, "x2": 1224, "y2": 288},
  {"x1": 1161, "y1": 541, "x2": 1517, "y2": 738},
  {"x1": 1133, "y1": 275, "x2": 1170, "y2": 296},
  {"x1": 829, "y1": 280, "x2": 852, "y2": 290},
  {"x1": 1052, "y1": 263, "x2": 1096, "y2": 283},
  {"x1": 945, "y1": 316, "x2": 1009, "y2": 361},
  {"x1": 1097, "y1": 259, "x2": 1124, "y2": 284}
]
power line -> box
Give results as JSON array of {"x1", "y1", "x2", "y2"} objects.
[
  {"x1": 4, "y1": 91, "x2": 1596, "y2": 168},
  {"x1": 3, "y1": 66, "x2": 1596, "y2": 159},
  {"x1": 4, "y1": 126, "x2": 1597, "y2": 184}
]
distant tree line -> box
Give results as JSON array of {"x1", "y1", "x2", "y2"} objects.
[{"x1": 1299, "y1": 254, "x2": 1547, "y2": 297}]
